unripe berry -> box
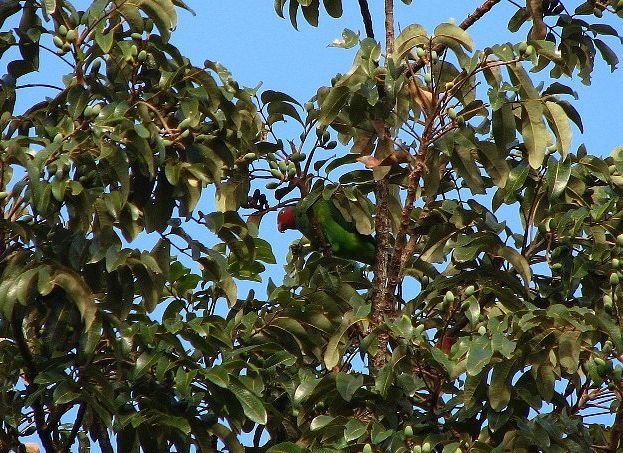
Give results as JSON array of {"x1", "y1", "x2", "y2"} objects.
[{"x1": 53, "y1": 35, "x2": 65, "y2": 49}]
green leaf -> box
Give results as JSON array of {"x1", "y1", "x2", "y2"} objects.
[
  {"x1": 374, "y1": 364, "x2": 394, "y2": 398},
  {"x1": 478, "y1": 140, "x2": 510, "y2": 188},
  {"x1": 466, "y1": 335, "x2": 492, "y2": 376},
  {"x1": 558, "y1": 330, "x2": 581, "y2": 373},
  {"x1": 323, "y1": 0, "x2": 342, "y2": 17},
  {"x1": 53, "y1": 381, "x2": 79, "y2": 404},
  {"x1": 42, "y1": 0, "x2": 56, "y2": 15},
  {"x1": 52, "y1": 268, "x2": 97, "y2": 331},
  {"x1": 336, "y1": 372, "x2": 364, "y2": 402},
  {"x1": 545, "y1": 156, "x2": 571, "y2": 200},
  {"x1": 310, "y1": 415, "x2": 334, "y2": 431},
  {"x1": 132, "y1": 352, "x2": 159, "y2": 379},
  {"x1": 433, "y1": 22, "x2": 474, "y2": 52},
  {"x1": 318, "y1": 86, "x2": 350, "y2": 127},
  {"x1": 344, "y1": 418, "x2": 367, "y2": 442},
  {"x1": 521, "y1": 100, "x2": 549, "y2": 169},
  {"x1": 491, "y1": 101, "x2": 516, "y2": 154},
  {"x1": 228, "y1": 377, "x2": 267, "y2": 425},
  {"x1": 267, "y1": 443, "x2": 305, "y2": 453},
  {"x1": 393, "y1": 24, "x2": 428, "y2": 61},
  {"x1": 544, "y1": 101, "x2": 572, "y2": 161},
  {"x1": 493, "y1": 244, "x2": 532, "y2": 286},
  {"x1": 139, "y1": 0, "x2": 178, "y2": 42},
  {"x1": 594, "y1": 38, "x2": 619, "y2": 72},
  {"x1": 489, "y1": 360, "x2": 514, "y2": 411},
  {"x1": 204, "y1": 366, "x2": 230, "y2": 388},
  {"x1": 324, "y1": 307, "x2": 369, "y2": 369}
]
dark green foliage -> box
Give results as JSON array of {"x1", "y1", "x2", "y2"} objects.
[{"x1": 1, "y1": 0, "x2": 623, "y2": 452}]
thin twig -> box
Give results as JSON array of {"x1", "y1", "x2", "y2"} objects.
[{"x1": 358, "y1": 0, "x2": 375, "y2": 39}]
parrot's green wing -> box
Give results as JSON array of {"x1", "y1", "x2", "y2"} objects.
[{"x1": 295, "y1": 197, "x2": 376, "y2": 264}]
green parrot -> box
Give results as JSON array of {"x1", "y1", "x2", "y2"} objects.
[{"x1": 277, "y1": 198, "x2": 376, "y2": 265}]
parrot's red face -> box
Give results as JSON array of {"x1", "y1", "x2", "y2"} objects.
[{"x1": 277, "y1": 206, "x2": 296, "y2": 233}]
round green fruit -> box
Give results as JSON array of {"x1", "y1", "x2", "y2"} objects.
[
  {"x1": 525, "y1": 45, "x2": 534, "y2": 57},
  {"x1": 424, "y1": 73, "x2": 432, "y2": 84},
  {"x1": 363, "y1": 444, "x2": 373, "y2": 453},
  {"x1": 604, "y1": 294, "x2": 614, "y2": 307},
  {"x1": 465, "y1": 285, "x2": 475, "y2": 296},
  {"x1": 65, "y1": 29, "x2": 76, "y2": 42},
  {"x1": 617, "y1": 234, "x2": 623, "y2": 246},
  {"x1": 444, "y1": 291, "x2": 455, "y2": 304},
  {"x1": 416, "y1": 47, "x2": 426, "y2": 58},
  {"x1": 611, "y1": 273, "x2": 620, "y2": 285},
  {"x1": 266, "y1": 182, "x2": 279, "y2": 189},
  {"x1": 518, "y1": 41, "x2": 528, "y2": 54},
  {"x1": 53, "y1": 35, "x2": 65, "y2": 49},
  {"x1": 58, "y1": 25, "x2": 68, "y2": 36},
  {"x1": 131, "y1": 32, "x2": 143, "y2": 40},
  {"x1": 404, "y1": 425, "x2": 413, "y2": 437},
  {"x1": 478, "y1": 326, "x2": 487, "y2": 336},
  {"x1": 431, "y1": 50, "x2": 438, "y2": 61},
  {"x1": 422, "y1": 442, "x2": 432, "y2": 453},
  {"x1": 178, "y1": 118, "x2": 192, "y2": 130}
]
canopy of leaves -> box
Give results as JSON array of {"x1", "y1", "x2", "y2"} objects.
[{"x1": 1, "y1": 0, "x2": 623, "y2": 452}]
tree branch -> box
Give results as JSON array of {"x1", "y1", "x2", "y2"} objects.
[
  {"x1": 357, "y1": 0, "x2": 375, "y2": 39},
  {"x1": 11, "y1": 309, "x2": 55, "y2": 453},
  {"x1": 385, "y1": 0, "x2": 395, "y2": 54},
  {"x1": 369, "y1": 0, "x2": 396, "y2": 371},
  {"x1": 63, "y1": 403, "x2": 86, "y2": 452}
]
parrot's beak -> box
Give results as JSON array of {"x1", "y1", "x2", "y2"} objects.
[{"x1": 277, "y1": 221, "x2": 284, "y2": 233}]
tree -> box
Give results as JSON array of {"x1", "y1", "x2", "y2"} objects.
[{"x1": 1, "y1": 0, "x2": 623, "y2": 451}]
